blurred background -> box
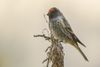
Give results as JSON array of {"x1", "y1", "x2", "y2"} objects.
[{"x1": 0, "y1": 0, "x2": 100, "y2": 67}]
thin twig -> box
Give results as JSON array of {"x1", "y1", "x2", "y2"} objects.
[
  {"x1": 33, "y1": 34, "x2": 50, "y2": 40},
  {"x1": 34, "y1": 34, "x2": 64, "y2": 67},
  {"x1": 43, "y1": 14, "x2": 49, "y2": 23},
  {"x1": 42, "y1": 58, "x2": 49, "y2": 63}
]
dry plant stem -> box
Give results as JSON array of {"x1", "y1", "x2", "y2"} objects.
[
  {"x1": 34, "y1": 34, "x2": 64, "y2": 67},
  {"x1": 34, "y1": 34, "x2": 50, "y2": 40},
  {"x1": 50, "y1": 36, "x2": 64, "y2": 67}
]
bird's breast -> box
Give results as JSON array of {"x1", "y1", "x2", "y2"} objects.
[{"x1": 49, "y1": 18, "x2": 66, "y2": 41}]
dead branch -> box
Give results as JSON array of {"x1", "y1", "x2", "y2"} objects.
[
  {"x1": 34, "y1": 34, "x2": 50, "y2": 40},
  {"x1": 34, "y1": 34, "x2": 64, "y2": 67}
]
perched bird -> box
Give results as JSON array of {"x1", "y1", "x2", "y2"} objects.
[{"x1": 47, "y1": 7, "x2": 88, "y2": 61}]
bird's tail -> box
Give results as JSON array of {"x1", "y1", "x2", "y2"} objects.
[{"x1": 76, "y1": 46, "x2": 89, "y2": 61}]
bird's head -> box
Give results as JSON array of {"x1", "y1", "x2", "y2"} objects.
[{"x1": 47, "y1": 7, "x2": 62, "y2": 19}]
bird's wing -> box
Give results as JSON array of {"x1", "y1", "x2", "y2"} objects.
[
  {"x1": 57, "y1": 19, "x2": 80, "y2": 49},
  {"x1": 56, "y1": 19, "x2": 73, "y2": 40},
  {"x1": 62, "y1": 18, "x2": 86, "y2": 47}
]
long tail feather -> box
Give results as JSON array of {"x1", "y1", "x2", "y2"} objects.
[{"x1": 76, "y1": 46, "x2": 89, "y2": 61}]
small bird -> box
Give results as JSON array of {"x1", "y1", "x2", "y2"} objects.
[{"x1": 47, "y1": 7, "x2": 88, "y2": 61}]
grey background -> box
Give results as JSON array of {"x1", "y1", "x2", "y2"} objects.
[{"x1": 0, "y1": 0, "x2": 100, "y2": 67}]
